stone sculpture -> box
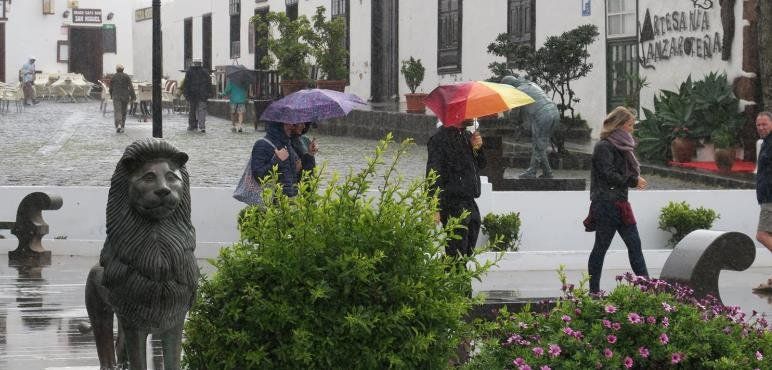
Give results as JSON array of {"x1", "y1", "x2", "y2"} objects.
[
  {"x1": 85, "y1": 138, "x2": 198, "y2": 370},
  {"x1": 501, "y1": 75, "x2": 560, "y2": 179}
]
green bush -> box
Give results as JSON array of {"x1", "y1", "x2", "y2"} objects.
[
  {"x1": 400, "y1": 57, "x2": 425, "y2": 94},
  {"x1": 182, "y1": 135, "x2": 495, "y2": 369},
  {"x1": 482, "y1": 212, "x2": 521, "y2": 251},
  {"x1": 463, "y1": 268, "x2": 771, "y2": 369},
  {"x1": 658, "y1": 201, "x2": 720, "y2": 247}
]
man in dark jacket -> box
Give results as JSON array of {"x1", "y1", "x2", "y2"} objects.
[
  {"x1": 427, "y1": 121, "x2": 486, "y2": 259},
  {"x1": 251, "y1": 122, "x2": 301, "y2": 197},
  {"x1": 183, "y1": 58, "x2": 211, "y2": 133},
  {"x1": 108, "y1": 64, "x2": 136, "y2": 133},
  {"x1": 755, "y1": 112, "x2": 772, "y2": 292}
]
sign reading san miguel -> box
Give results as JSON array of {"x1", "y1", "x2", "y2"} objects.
[
  {"x1": 72, "y1": 8, "x2": 102, "y2": 24},
  {"x1": 639, "y1": 1, "x2": 728, "y2": 65}
]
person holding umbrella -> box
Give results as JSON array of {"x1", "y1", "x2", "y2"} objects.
[
  {"x1": 223, "y1": 80, "x2": 247, "y2": 133},
  {"x1": 426, "y1": 119, "x2": 486, "y2": 263},
  {"x1": 251, "y1": 121, "x2": 302, "y2": 197}
]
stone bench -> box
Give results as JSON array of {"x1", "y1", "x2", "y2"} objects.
[{"x1": 2, "y1": 192, "x2": 63, "y2": 265}]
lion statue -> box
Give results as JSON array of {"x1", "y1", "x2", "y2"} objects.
[{"x1": 85, "y1": 138, "x2": 198, "y2": 370}]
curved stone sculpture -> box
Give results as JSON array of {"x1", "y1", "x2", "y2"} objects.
[
  {"x1": 8, "y1": 192, "x2": 63, "y2": 265},
  {"x1": 659, "y1": 230, "x2": 755, "y2": 303}
]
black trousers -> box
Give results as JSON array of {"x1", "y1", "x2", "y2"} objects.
[{"x1": 439, "y1": 197, "x2": 481, "y2": 258}]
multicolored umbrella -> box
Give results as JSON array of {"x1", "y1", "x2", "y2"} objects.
[
  {"x1": 260, "y1": 88, "x2": 367, "y2": 124},
  {"x1": 424, "y1": 81, "x2": 535, "y2": 127}
]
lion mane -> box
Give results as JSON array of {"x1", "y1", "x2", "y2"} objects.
[{"x1": 100, "y1": 138, "x2": 198, "y2": 331}]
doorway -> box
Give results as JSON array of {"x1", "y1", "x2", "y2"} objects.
[
  {"x1": 0, "y1": 22, "x2": 5, "y2": 82},
  {"x1": 371, "y1": 0, "x2": 398, "y2": 102},
  {"x1": 69, "y1": 27, "x2": 103, "y2": 83}
]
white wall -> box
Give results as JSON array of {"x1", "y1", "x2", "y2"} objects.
[
  {"x1": 4, "y1": 0, "x2": 135, "y2": 83},
  {"x1": 638, "y1": 0, "x2": 744, "y2": 116}
]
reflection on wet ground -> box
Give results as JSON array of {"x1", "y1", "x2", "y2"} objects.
[{"x1": 0, "y1": 254, "x2": 768, "y2": 369}]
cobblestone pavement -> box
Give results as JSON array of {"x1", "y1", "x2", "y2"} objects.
[{"x1": 0, "y1": 101, "x2": 719, "y2": 189}]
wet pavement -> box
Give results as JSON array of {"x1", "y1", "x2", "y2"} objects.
[{"x1": 0, "y1": 101, "x2": 731, "y2": 190}]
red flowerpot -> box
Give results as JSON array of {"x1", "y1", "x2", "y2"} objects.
[
  {"x1": 405, "y1": 93, "x2": 428, "y2": 114},
  {"x1": 315, "y1": 79, "x2": 347, "y2": 92},
  {"x1": 670, "y1": 137, "x2": 696, "y2": 163},
  {"x1": 279, "y1": 80, "x2": 308, "y2": 96},
  {"x1": 714, "y1": 147, "x2": 736, "y2": 173}
]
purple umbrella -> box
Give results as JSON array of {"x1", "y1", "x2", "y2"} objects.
[{"x1": 260, "y1": 88, "x2": 367, "y2": 124}]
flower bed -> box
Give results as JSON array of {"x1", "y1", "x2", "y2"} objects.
[{"x1": 463, "y1": 268, "x2": 771, "y2": 369}]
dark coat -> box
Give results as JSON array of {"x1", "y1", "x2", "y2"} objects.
[
  {"x1": 590, "y1": 139, "x2": 639, "y2": 202},
  {"x1": 426, "y1": 126, "x2": 486, "y2": 203},
  {"x1": 109, "y1": 72, "x2": 135, "y2": 102},
  {"x1": 757, "y1": 136, "x2": 772, "y2": 204},
  {"x1": 183, "y1": 66, "x2": 211, "y2": 101},
  {"x1": 251, "y1": 122, "x2": 299, "y2": 197}
]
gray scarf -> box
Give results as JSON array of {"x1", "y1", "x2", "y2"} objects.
[{"x1": 606, "y1": 129, "x2": 640, "y2": 177}]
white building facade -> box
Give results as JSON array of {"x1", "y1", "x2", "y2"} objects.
[{"x1": 1, "y1": 0, "x2": 136, "y2": 84}]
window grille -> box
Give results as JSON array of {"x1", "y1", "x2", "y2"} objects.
[
  {"x1": 507, "y1": 0, "x2": 534, "y2": 47},
  {"x1": 438, "y1": 0, "x2": 462, "y2": 73}
]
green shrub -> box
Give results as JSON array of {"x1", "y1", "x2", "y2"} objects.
[
  {"x1": 482, "y1": 212, "x2": 521, "y2": 251},
  {"x1": 400, "y1": 57, "x2": 425, "y2": 94},
  {"x1": 182, "y1": 135, "x2": 495, "y2": 369},
  {"x1": 658, "y1": 201, "x2": 720, "y2": 247},
  {"x1": 463, "y1": 268, "x2": 771, "y2": 370}
]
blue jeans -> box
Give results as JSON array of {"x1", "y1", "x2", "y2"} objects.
[{"x1": 588, "y1": 222, "x2": 649, "y2": 293}]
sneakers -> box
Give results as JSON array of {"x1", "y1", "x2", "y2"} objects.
[
  {"x1": 116, "y1": 127, "x2": 124, "y2": 133},
  {"x1": 238, "y1": 128, "x2": 243, "y2": 133},
  {"x1": 199, "y1": 129, "x2": 206, "y2": 133}
]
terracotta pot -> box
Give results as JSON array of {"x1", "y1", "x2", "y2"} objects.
[
  {"x1": 279, "y1": 80, "x2": 308, "y2": 96},
  {"x1": 714, "y1": 147, "x2": 736, "y2": 173},
  {"x1": 315, "y1": 79, "x2": 347, "y2": 92},
  {"x1": 670, "y1": 137, "x2": 696, "y2": 163},
  {"x1": 405, "y1": 93, "x2": 428, "y2": 114}
]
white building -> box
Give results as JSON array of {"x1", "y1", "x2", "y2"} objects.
[{"x1": 1, "y1": 0, "x2": 136, "y2": 84}]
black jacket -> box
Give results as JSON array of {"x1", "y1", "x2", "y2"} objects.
[
  {"x1": 590, "y1": 139, "x2": 638, "y2": 202},
  {"x1": 426, "y1": 126, "x2": 486, "y2": 201},
  {"x1": 758, "y1": 136, "x2": 772, "y2": 204},
  {"x1": 183, "y1": 66, "x2": 211, "y2": 101}
]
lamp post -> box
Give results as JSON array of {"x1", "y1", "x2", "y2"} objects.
[{"x1": 152, "y1": 0, "x2": 162, "y2": 138}]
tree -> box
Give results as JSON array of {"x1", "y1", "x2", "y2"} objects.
[{"x1": 487, "y1": 24, "x2": 599, "y2": 119}]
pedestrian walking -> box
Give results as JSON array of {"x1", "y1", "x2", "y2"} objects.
[
  {"x1": 251, "y1": 122, "x2": 302, "y2": 197},
  {"x1": 183, "y1": 58, "x2": 211, "y2": 133},
  {"x1": 585, "y1": 106, "x2": 649, "y2": 294},
  {"x1": 21, "y1": 57, "x2": 38, "y2": 106},
  {"x1": 753, "y1": 111, "x2": 772, "y2": 292},
  {"x1": 108, "y1": 64, "x2": 136, "y2": 133},
  {"x1": 223, "y1": 80, "x2": 247, "y2": 133},
  {"x1": 426, "y1": 120, "x2": 486, "y2": 264}
]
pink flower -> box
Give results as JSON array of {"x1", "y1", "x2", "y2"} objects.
[
  {"x1": 756, "y1": 351, "x2": 763, "y2": 361},
  {"x1": 659, "y1": 333, "x2": 669, "y2": 344},
  {"x1": 603, "y1": 348, "x2": 613, "y2": 358},
  {"x1": 623, "y1": 356, "x2": 634, "y2": 368},
  {"x1": 607, "y1": 334, "x2": 617, "y2": 344},
  {"x1": 662, "y1": 317, "x2": 670, "y2": 327},
  {"x1": 532, "y1": 346, "x2": 544, "y2": 357},
  {"x1": 662, "y1": 302, "x2": 674, "y2": 312},
  {"x1": 605, "y1": 304, "x2": 617, "y2": 313},
  {"x1": 602, "y1": 319, "x2": 612, "y2": 328},
  {"x1": 562, "y1": 314, "x2": 572, "y2": 323},
  {"x1": 611, "y1": 322, "x2": 621, "y2": 331},
  {"x1": 563, "y1": 327, "x2": 573, "y2": 336},
  {"x1": 540, "y1": 366, "x2": 551, "y2": 370},
  {"x1": 519, "y1": 366, "x2": 532, "y2": 370},
  {"x1": 548, "y1": 344, "x2": 561, "y2": 357},
  {"x1": 513, "y1": 357, "x2": 526, "y2": 366},
  {"x1": 628, "y1": 312, "x2": 642, "y2": 324},
  {"x1": 638, "y1": 347, "x2": 649, "y2": 358},
  {"x1": 646, "y1": 316, "x2": 656, "y2": 324},
  {"x1": 574, "y1": 308, "x2": 582, "y2": 315},
  {"x1": 671, "y1": 352, "x2": 683, "y2": 364}
]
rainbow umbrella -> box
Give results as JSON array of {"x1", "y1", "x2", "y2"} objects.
[{"x1": 424, "y1": 81, "x2": 535, "y2": 127}]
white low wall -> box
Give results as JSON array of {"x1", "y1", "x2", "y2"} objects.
[{"x1": 0, "y1": 184, "x2": 769, "y2": 270}]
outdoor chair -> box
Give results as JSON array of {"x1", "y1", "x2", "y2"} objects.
[
  {"x1": 161, "y1": 80, "x2": 177, "y2": 114},
  {"x1": 0, "y1": 83, "x2": 25, "y2": 113},
  {"x1": 99, "y1": 80, "x2": 113, "y2": 116}
]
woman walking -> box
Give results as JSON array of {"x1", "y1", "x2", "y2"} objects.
[{"x1": 586, "y1": 106, "x2": 649, "y2": 293}]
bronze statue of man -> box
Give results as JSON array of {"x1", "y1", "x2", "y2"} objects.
[
  {"x1": 85, "y1": 138, "x2": 198, "y2": 370},
  {"x1": 502, "y1": 75, "x2": 560, "y2": 179}
]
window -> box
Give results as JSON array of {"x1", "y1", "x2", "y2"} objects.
[
  {"x1": 286, "y1": 0, "x2": 298, "y2": 21},
  {"x1": 507, "y1": 0, "x2": 534, "y2": 48},
  {"x1": 331, "y1": 0, "x2": 349, "y2": 69},
  {"x1": 606, "y1": 0, "x2": 636, "y2": 38},
  {"x1": 183, "y1": 17, "x2": 192, "y2": 69},
  {"x1": 202, "y1": 14, "x2": 212, "y2": 70},
  {"x1": 606, "y1": 38, "x2": 638, "y2": 111},
  {"x1": 437, "y1": 0, "x2": 462, "y2": 74},
  {"x1": 230, "y1": 0, "x2": 241, "y2": 59}
]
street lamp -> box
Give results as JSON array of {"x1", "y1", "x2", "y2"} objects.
[{"x1": 152, "y1": 0, "x2": 162, "y2": 138}]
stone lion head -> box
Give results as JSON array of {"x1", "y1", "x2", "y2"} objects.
[{"x1": 100, "y1": 138, "x2": 198, "y2": 330}]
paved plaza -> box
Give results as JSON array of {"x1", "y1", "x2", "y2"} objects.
[{"x1": 0, "y1": 101, "x2": 725, "y2": 190}]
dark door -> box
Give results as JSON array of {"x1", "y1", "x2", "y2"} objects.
[
  {"x1": 254, "y1": 7, "x2": 269, "y2": 70},
  {"x1": 0, "y1": 22, "x2": 5, "y2": 82},
  {"x1": 202, "y1": 14, "x2": 212, "y2": 71},
  {"x1": 371, "y1": 0, "x2": 398, "y2": 102},
  {"x1": 69, "y1": 27, "x2": 103, "y2": 83}
]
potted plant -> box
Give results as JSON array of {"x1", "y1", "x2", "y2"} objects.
[
  {"x1": 711, "y1": 127, "x2": 738, "y2": 173},
  {"x1": 401, "y1": 57, "x2": 427, "y2": 114},
  {"x1": 309, "y1": 6, "x2": 348, "y2": 92},
  {"x1": 657, "y1": 201, "x2": 719, "y2": 247},
  {"x1": 252, "y1": 11, "x2": 313, "y2": 96},
  {"x1": 481, "y1": 212, "x2": 522, "y2": 251}
]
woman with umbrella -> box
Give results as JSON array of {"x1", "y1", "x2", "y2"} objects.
[{"x1": 251, "y1": 121, "x2": 302, "y2": 197}]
